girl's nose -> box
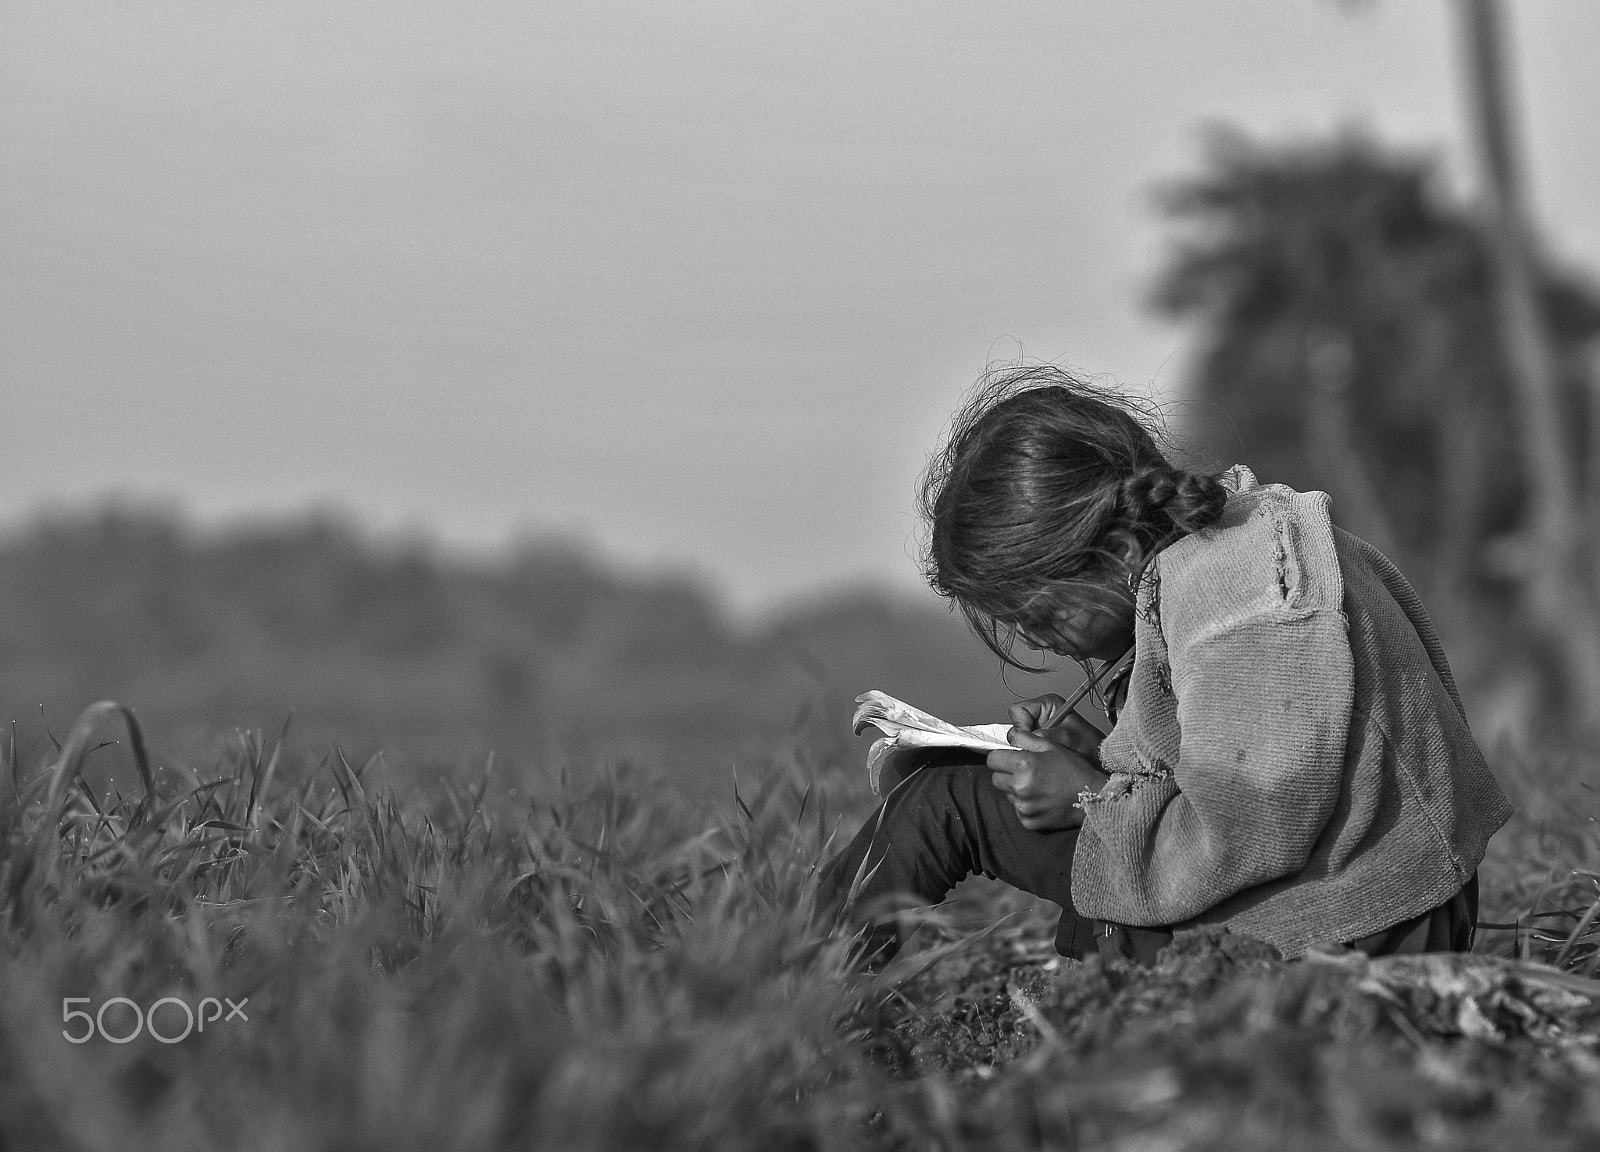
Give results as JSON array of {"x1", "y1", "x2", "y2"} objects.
[
  {"x1": 1019, "y1": 625, "x2": 1068, "y2": 656},
  {"x1": 1017, "y1": 625, "x2": 1051, "y2": 651}
]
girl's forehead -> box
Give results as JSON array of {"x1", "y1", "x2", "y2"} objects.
[
  {"x1": 992, "y1": 591, "x2": 1075, "y2": 622},
  {"x1": 996, "y1": 584, "x2": 1127, "y2": 618}
]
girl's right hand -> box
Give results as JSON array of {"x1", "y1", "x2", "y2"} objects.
[{"x1": 1008, "y1": 695, "x2": 1106, "y2": 761}]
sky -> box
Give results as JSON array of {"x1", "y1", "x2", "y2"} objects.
[{"x1": 3, "y1": 0, "x2": 1598, "y2": 617}]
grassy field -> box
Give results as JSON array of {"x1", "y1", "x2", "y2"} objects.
[{"x1": 3, "y1": 702, "x2": 1600, "y2": 1151}]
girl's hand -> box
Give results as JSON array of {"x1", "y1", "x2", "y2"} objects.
[
  {"x1": 986, "y1": 728, "x2": 1109, "y2": 832},
  {"x1": 1008, "y1": 695, "x2": 1107, "y2": 761}
]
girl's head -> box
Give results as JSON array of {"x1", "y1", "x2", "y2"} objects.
[{"x1": 919, "y1": 364, "x2": 1227, "y2": 668}]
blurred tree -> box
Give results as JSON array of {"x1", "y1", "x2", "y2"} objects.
[
  {"x1": 0, "y1": 507, "x2": 1014, "y2": 774},
  {"x1": 1451, "y1": 0, "x2": 1600, "y2": 722},
  {"x1": 1152, "y1": 129, "x2": 1600, "y2": 719}
]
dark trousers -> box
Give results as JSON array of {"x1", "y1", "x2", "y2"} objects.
[{"x1": 816, "y1": 751, "x2": 1478, "y2": 965}]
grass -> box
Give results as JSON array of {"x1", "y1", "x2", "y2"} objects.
[
  {"x1": 3, "y1": 702, "x2": 1600, "y2": 1150},
  {"x1": 1475, "y1": 735, "x2": 1600, "y2": 969},
  {"x1": 0, "y1": 703, "x2": 882, "y2": 1150}
]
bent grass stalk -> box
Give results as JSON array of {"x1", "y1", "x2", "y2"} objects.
[{"x1": 0, "y1": 700, "x2": 896, "y2": 1150}]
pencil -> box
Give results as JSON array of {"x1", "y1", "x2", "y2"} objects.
[{"x1": 1055, "y1": 644, "x2": 1136, "y2": 720}]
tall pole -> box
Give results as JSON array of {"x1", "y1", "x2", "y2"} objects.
[{"x1": 1455, "y1": 0, "x2": 1600, "y2": 722}]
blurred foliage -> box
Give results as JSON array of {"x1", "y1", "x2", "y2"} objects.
[
  {"x1": 1154, "y1": 129, "x2": 1600, "y2": 722},
  {"x1": 0, "y1": 506, "x2": 1031, "y2": 795}
]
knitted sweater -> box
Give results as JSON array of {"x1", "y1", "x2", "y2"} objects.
[{"x1": 1070, "y1": 466, "x2": 1513, "y2": 958}]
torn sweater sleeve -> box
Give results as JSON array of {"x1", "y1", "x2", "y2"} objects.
[{"x1": 1070, "y1": 605, "x2": 1355, "y2": 927}]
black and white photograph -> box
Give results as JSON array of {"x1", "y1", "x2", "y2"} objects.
[{"x1": 3, "y1": 2, "x2": 1600, "y2": 1148}]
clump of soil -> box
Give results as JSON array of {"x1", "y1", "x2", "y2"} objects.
[
  {"x1": 1035, "y1": 926, "x2": 1286, "y2": 1050},
  {"x1": 882, "y1": 924, "x2": 1284, "y2": 1079},
  {"x1": 868, "y1": 926, "x2": 1600, "y2": 1149}
]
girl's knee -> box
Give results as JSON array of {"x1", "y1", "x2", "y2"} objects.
[{"x1": 887, "y1": 755, "x2": 989, "y2": 815}]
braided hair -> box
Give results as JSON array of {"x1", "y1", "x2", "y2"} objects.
[{"x1": 919, "y1": 364, "x2": 1227, "y2": 668}]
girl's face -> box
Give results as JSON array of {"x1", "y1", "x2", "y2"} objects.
[{"x1": 1008, "y1": 595, "x2": 1135, "y2": 662}]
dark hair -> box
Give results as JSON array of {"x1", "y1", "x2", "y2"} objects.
[{"x1": 919, "y1": 363, "x2": 1228, "y2": 668}]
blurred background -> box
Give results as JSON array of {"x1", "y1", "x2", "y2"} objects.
[{"x1": 3, "y1": 0, "x2": 1597, "y2": 796}]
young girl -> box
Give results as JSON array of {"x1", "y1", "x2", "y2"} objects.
[{"x1": 818, "y1": 365, "x2": 1512, "y2": 964}]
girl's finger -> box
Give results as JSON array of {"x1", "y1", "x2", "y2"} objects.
[
  {"x1": 1031, "y1": 694, "x2": 1072, "y2": 728},
  {"x1": 1009, "y1": 694, "x2": 1066, "y2": 733},
  {"x1": 1006, "y1": 728, "x2": 1054, "y2": 752},
  {"x1": 993, "y1": 768, "x2": 1035, "y2": 797},
  {"x1": 986, "y1": 748, "x2": 1028, "y2": 773}
]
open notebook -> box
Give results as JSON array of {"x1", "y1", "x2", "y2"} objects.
[
  {"x1": 850, "y1": 690, "x2": 1012, "y2": 797},
  {"x1": 852, "y1": 649, "x2": 1133, "y2": 796}
]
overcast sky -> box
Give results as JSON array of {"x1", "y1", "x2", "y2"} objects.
[{"x1": 3, "y1": 1, "x2": 1597, "y2": 615}]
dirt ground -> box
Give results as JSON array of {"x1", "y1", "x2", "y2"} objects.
[{"x1": 862, "y1": 888, "x2": 1600, "y2": 1151}]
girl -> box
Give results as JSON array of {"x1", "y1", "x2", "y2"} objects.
[{"x1": 818, "y1": 365, "x2": 1512, "y2": 964}]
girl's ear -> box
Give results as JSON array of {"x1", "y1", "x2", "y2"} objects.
[{"x1": 1113, "y1": 538, "x2": 1152, "y2": 599}]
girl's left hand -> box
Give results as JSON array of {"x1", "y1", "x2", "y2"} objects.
[{"x1": 986, "y1": 729, "x2": 1109, "y2": 832}]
